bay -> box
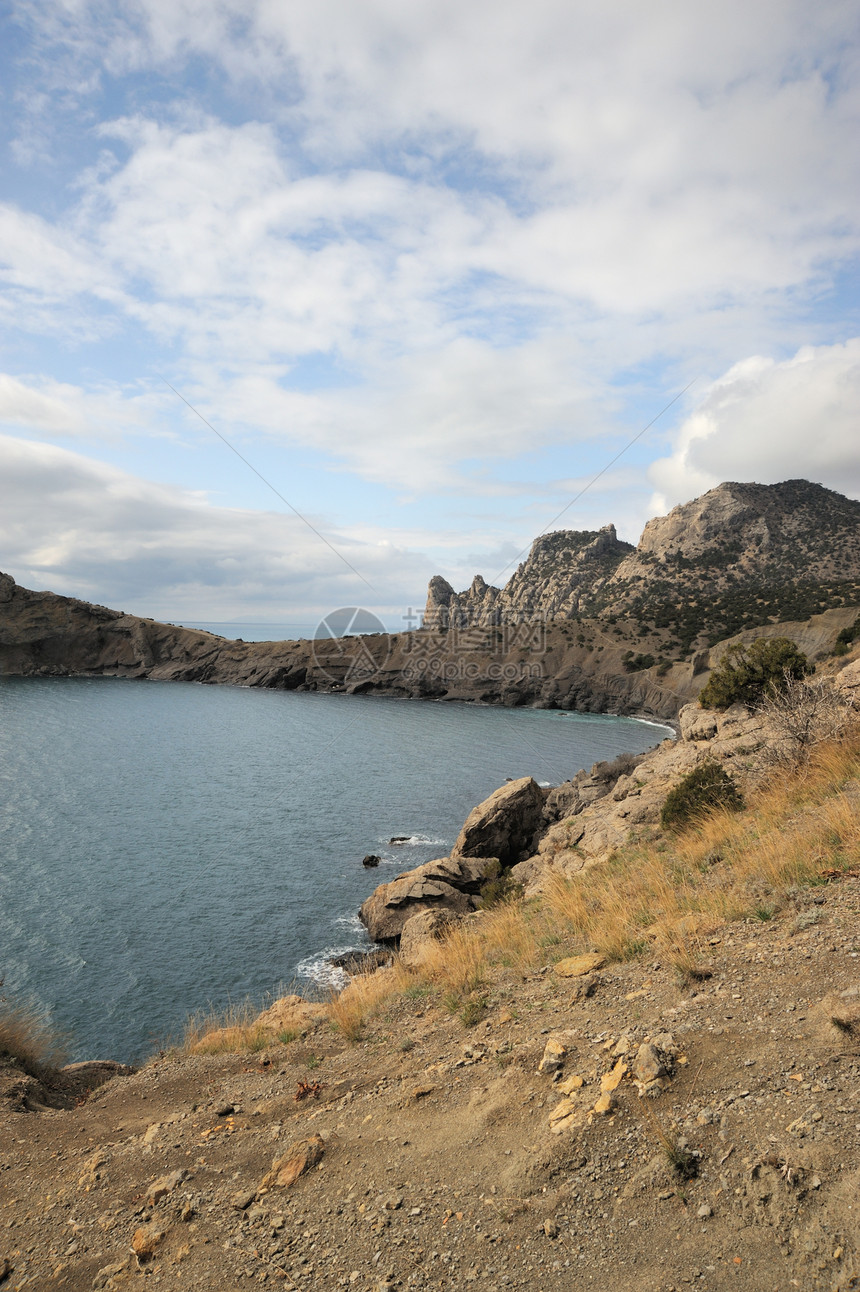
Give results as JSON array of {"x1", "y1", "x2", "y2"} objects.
[{"x1": 0, "y1": 676, "x2": 671, "y2": 1063}]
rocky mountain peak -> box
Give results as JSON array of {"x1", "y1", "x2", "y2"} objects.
[
  {"x1": 633, "y1": 479, "x2": 860, "y2": 565},
  {"x1": 424, "y1": 479, "x2": 860, "y2": 649},
  {"x1": 423, "y1": 524, "x2": 633, "y2": 629}
]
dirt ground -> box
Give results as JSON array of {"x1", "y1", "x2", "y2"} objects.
[{"x1": 2, "y1": 876, "x2": 860, "y2": 1292}]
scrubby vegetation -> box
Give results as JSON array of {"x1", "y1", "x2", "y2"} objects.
[
  {"x1": 757, "y1": 672, "x2": 857, "y2": 765},
  {"x1": 834, "y1": 612, "x2": 860, "y2": 655},
  {"x1": 592, "y1": 750, "x2": 641, "y2": 786},
  {"x1": 659, "y1": 760, "x2": 744, "y2": 830},
  {"x1": 699, "y1": 636, "x2": 811, "y2": 710},
  {"x1": 476, "y1": 859, "x2": 524, "y2": 908},
  {"x1": 0, "y1": 978, "x2": 67, "y2": 1076},
  {"x1": 317, "y1": 724, "x2": 860, "y2": 1039}
]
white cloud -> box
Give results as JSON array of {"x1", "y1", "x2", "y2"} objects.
[
  {"x1": 0, "y1": 372, "x2": 150, "y2": 436},
  {"x1": 648, "y1": 338, "x2": 860, "y2": 511},
  {"x1": 2, "y1": 0, "x2": 859, "y2": 611},
  {"x1": 197, "y1": 336, "x2": 615, "y2": 493},
  {"x1": 0, "y1": 434, "x2": 438, "y2": 620},
  {"x1": 9, "y1": 2, "x2": 860, "y2": 345}
]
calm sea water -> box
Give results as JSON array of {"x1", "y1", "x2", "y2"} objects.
[{"x1": 0, "y1": 678, "x2": 671, "y2": 1063}]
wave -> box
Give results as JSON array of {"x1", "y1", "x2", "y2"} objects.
[
  {"x1": 383, "y1": 834, "x2": 448, "y2": 847},
  {"x1": 294, "y1": 946, "x2": 358, "y2": 990},
  {"x1": 629, "y1": 716, "x2": 676, "y2": 734},
  {"x1": 333, "y1": 913, "x2": 365, "y2": 932}
]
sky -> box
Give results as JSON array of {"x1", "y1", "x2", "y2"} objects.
[{"x1": 1, "y1": 1, "x2": 859, "y2": 634}]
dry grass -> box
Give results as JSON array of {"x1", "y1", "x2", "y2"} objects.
[
  {"x1": 550, "y1": 737, "x2": 857, "y2": 969},
  {"x1": 0, "y1": 990, "x2": 67, "y2": 1075},
  {"x1": 552, "y1": 732, "x2": 858, "y2": 967},
  {"x1": 358, "y1": 728, "x2": 860, "y2": 1005},
  {"x1": 326, "y1": 960, "x2": 413, "y2": 1040},
  {"x1": 181, "y1": 1000, "x2": 285, "y2": 1055}
]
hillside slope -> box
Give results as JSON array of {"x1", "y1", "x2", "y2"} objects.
[
  {"x1": 426, "y1": 480, "x2": 860, "y2": 653},
  {"x1": 3, "y1": 658, "x2": 860, "y2": 1292}
]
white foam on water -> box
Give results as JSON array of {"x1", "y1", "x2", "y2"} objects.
[
  {"x1": 295, "y1": 948, "x2": 354, "y2": 990},
  {"x1": 333, "y1": 913, "x2": 365, "y2": 932},
  {"x1": 630, "y1": 717, "x2": 676, "y2": 735},
  {"x1": 384, "y1": 834, "x2": 448, "y2": 847}
]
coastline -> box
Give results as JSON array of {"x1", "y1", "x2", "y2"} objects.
[{"x1": 0, "y1": 677, "x2": 667, "y2": 1066}]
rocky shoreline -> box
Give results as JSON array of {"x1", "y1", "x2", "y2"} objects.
[
  {"x1": 355, "y1": 659, "x2": 860, "y2": 962},
  {"x1": 2, "y1": 569, "x2": 857, "y2": 723},
  {"x1": 2, "y1": 653, "x2": 860, "y2": 1288},
  {"x1": 2, "y1": 630, "x2": 860, "y2": 1290}
]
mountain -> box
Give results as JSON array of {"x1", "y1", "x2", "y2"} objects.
[
  {"x1": 425, "y1": 525, "x2": 633, "y2": 629},
  {"x1": 426, "y1": 480, "x2": 860, "y2": 652},
  {"x1": 2, "y1": 479, "x2": 859, "y2": 721}
]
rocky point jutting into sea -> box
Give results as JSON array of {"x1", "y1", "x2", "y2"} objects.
[
  {"x1": 2, "y1": 479, "x2": 860, "y2": 722},
  {"x1": 2, "y1": 478, "x2": 860, "y2": 1289}
]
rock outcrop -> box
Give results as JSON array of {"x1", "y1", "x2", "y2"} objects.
[
  {"x1": 452, "y1": 775, "x2": 546, "y2": 866},
  {"x1": 398, "y1": 909, "x2": 459, "y2": 970},
  {"x1": 359, "y1": 777, "x2": 548, "y2": 940},
  {"x1": 3, "y1": 480, "x2": 859, "y2": 723},
  {"x1": 424, "y1": 526, "x2": 633, "y2": 628},
  {"x1": 358, "y1": 854, "x2": 497, "y2": 941},
  {"x1": 424, "y1": 479, "x2": 860, "y2": 654}
]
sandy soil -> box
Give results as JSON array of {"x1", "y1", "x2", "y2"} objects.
[{"x1": 2, "y1": 876, "x2": 860, "y2": 1292}]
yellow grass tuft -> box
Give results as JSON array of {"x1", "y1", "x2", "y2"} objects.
[
  {"x1": 0, "y1": 989, "x2": 67, "y2": 1075},
  {"x1": 181, "y1": 1000, "x2": 297, "y2": 1055},
  {"x1": 326, "y1": 960, "x2": 413, "y2": 1041}
]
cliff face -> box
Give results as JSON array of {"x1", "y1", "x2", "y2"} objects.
[
  {"x1": 424, "y1": 526, "x2": 633, "y2": 628},
  {"x1": 1, "y1": 565, "x2": 855, "y2": 722},
  {"x1": 426, "y1": 480, "x2": 860, "y2": 652},
  {"x1": 3, "y1": 479, "x2": 860, "y2": 722}
]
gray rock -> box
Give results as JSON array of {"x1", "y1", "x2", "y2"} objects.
[
  {"x1": 633, "y1": 1043, "x2": 669, "y2": 1083},
  {"x1": 399, "y1": 908, "x2": 459, "y2": 969},
  {"x1": 452, "y1": 776, "x2": 546, "y2": 866},
  {"x1": 359, "y1": 855, "x2": 496, "y2": 941}
]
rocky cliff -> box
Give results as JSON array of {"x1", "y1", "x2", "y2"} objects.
[
  {"x1": 2, "y1": 564, "x2": 855, "y2": 722},
  {"x1": 426, "y1": 480, "x2": 860, "y2": 653},
  {"x1": 425, "y1": 525, "x2": 633, "y2": 628},
  {"x1": 3, "y1": 479, "x2": 860, "y2": 722}
]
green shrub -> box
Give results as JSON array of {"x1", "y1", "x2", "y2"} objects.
[
  {"x1": 623, "y1": 652, "x2": 656, "y2": 673},
  {"x1": 660, "y1": 761, "x2": 744, "y2": 831},
  {"x1": 477, "y1": 859, "x2": 524, "y2": 908},
  {"x1": 699, "y1": 637, "x2": 811, "y2": 710},
  {"x1": 834, "y1": 613, "x2": 860, "y2": 656}
]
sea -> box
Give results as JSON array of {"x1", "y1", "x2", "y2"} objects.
[{"x1": 0, "y1": 676, "x2": 672, "y2": 1063}]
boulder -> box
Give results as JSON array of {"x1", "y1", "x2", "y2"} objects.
[
  {"x1": 328, "y1": 948, "x2": 394, "y2": 975},
  {"x1": 359, "y1": 854, "x2": 496, "y2": 941},
  {"x1": 678, "y1": 705, "x2": 718, "y2": 742},
  {"x1": 554, "y1": 953, "x2": 605, "y2": 978},
  {"x1": 131, "y1": 1225, "x2": 165, "y2": 1259},
  {"x1": 362, "y1": 854, "x2": 381, "y2": 867},
  {"x1": 452, "y1": 776, "x2": 546, "y2": 865},
  {"x1": 399, "y1": 909, "x2": 458, "y2": 969},
  {"x1": 260, "y1": 1134, "x2": 325, "y2": 1192},
  {"x1": 542, "y1": 767, "x2": 616, "y2": 823}
]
